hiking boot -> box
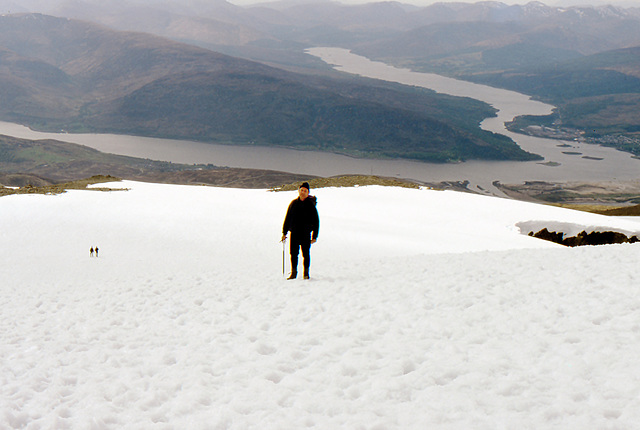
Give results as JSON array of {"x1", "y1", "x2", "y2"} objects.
[
  {"x1": 303, "y1": 273, "x2": 310, "y2": 280},
  {"x1": 287, "y1": 272, "x2": 297, "y2": 280}
]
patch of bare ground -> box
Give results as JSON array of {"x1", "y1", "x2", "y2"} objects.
[
  {"x1": 272, "y1": 175, "x2": 477, "y2": 192},
  {"x1": 271, "y1": 175, "x2": 425, "y2": 191},
  {"x1": 0, "y1": 175, "x2": 126, "y2": 197},
  {"x1": 597, "y1": 204, "x2": 640, "y2": 216},
  {"x1": 530, "y1": 228, "x2": 639, "y2": 247},
  {"x1": 495, "y1": 180, "x2": 640, "y2": 214},
  {"x1": 128, "y1": 168, "x2": 317, "y2": 189}
]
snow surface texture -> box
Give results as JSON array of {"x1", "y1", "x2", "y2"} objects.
[{"x1": 2, "y1": 181, "x2": 640, "y2": 429}]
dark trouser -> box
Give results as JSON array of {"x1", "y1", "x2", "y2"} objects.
[{"x1": 290, "y1": 234, "x2": 311, "y2": 275}]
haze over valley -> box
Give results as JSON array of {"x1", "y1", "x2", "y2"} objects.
[{"x1": 0, "y1": 0, "x2": 639, "y2": 200}]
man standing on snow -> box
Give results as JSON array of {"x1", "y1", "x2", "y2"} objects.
[{"x1": 282, "y1": 182, "x2": 319, "y2": 280}]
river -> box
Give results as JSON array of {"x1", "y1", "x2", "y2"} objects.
[{"x1": 0, "y1": 47, "x2": 637, "y2": 195}]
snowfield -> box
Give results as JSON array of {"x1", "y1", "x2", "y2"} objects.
[{"x1": 2, "y1": 181, "x2": 640, "y2": 429}]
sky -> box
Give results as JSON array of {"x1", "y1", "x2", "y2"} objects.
[
  {"x1": 227, "y1": 0, "x2": 637, "y2": 7},
  {"x1": 14, "y1": 0, "x2": 631, "y2": 8}
]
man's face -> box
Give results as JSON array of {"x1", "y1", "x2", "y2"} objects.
[{"x1": 298, "y1": 187, "x2": 309, "y2": 200}]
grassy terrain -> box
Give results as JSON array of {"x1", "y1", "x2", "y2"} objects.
[
  {"x1": 596, "y1": 205, "x2": 640, "y2": 216},
  {"x1": 0, "y1": 174, "x2": 425, "y2": 199},
  {"x1": 0, "y1": 175, "x2": 126, "y2": 197},
  {"x1": 271, "y1": 175, "x2": 422, "y2": 192},
  {"x1": 496, "y1": 180, "x2": 640, "y2": 215}
]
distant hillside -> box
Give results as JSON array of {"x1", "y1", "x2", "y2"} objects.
[
  {"x1": 469, "y1": 46, "x2": 640, "y2": 155},
  {"x1": 338, "y1": 3, "x2": 640, "y2": 157},
  {"x1": 357, "y1": 21, "x2": 587, "y2": 74},
  {"x1": 11, "y1": 1, "x2": 640, "y2": 76},
  {"x1": 354, "y1": 3, "x2": 640, "y2": 74},
  {"x1": 467, "y1": 47, "x2": 640, "y2": 102},
  {"x1": 0, "y1": 134, "x2": 314, "y2": 188},
  {"x1": 0, "y1": 13, "x2": 536, "y2": 163},
  {"x1": 0, "y1": 134, "x2": 197, "y2": 182}
]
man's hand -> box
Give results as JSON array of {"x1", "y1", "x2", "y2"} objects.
[
  {"x1": 311, "y1": 239, "x2": 317, "y2": 244},
  {"x1": 281, "y1": 234, "x2": 287, "y2": 242}
]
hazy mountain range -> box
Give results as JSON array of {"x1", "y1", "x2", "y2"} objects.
[
  {"x1": 0, "y1": 12, "x2": 531, "y2": 163},
  {"x1": 0, "y1": 0, "x2": 639, "y2": 161},
  {"x1": 8, "y1": 0, "x2": 638, "y2": 68}
]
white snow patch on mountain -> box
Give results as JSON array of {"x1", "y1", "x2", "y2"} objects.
[{"x1": 1, "y1": 181, "x2": 640, "y2": 429}]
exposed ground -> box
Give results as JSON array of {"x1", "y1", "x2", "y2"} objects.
[
  {"x1": 272, "y1": 175, "x2": 421, "y2": 191},
  {"x1": 0, "y1": 175, "x2": 127, "y2": 197},
  {"x1": 495, "y1": 180, "x2": 640, "y2": 215},
  {"x1": 0, "y1": 174, "x2": 427, "y2": 198}
]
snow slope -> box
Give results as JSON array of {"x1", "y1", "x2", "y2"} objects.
[{"x1": 2, "y1": 181, "x2": 640, "y2": 429}]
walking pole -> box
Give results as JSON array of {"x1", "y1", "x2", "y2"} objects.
[{"x1": 281, "y1": 237, "x2": 286, "y2": 276}]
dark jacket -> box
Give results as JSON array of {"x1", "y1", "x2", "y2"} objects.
[{"x1": 283, "y1": 195, "x2": 319, "y2": 240}]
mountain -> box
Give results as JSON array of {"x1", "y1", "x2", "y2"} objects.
[
  {"x1": 354, "y1": 3, "x2": 640, "y2": 73},
  {"x1": 49, "y1": 0, "x2": 270, "y2": 47},
  {"x1": 5, "y1": 1, "x2": 640, "y2": 69},
  {"x1": 13, "y1": 5, "x2": 640, "y2": 101},
  {"x1": 466, "y1": 46, "x2": 640, "y2": 154},
  {"x1": 0, "y1": 13, "x2": 532, "y2": 163},
  {"x1": 7, "y1": 1, "x2": 640, "y2": 89},
  {"x1": 468, "y1": 46, "x2": 640, "y2": 101}
]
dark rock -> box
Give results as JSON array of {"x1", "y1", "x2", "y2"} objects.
[
  {"x1": 532, "y1": 228, "x2": 564, "y2": 245},
  {"x1": 531, "y1": 228, "x2": 638, "y2": 247}
]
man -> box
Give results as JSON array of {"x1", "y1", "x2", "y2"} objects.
[{"x1": 282, "y1": 182, "x2": 319, "y2": 280}]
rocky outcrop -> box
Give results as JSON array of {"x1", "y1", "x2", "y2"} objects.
[{"x1": 530, "y1": 228, "x2": 639, "y2": 247}]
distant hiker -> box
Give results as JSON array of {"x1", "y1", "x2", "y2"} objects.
[
  {"x1": 90, "y1": 247, "x2": 94, "y2": 257},
  {"x1": 282, "y1": 182, "x2": 319, "y2": 280},
  {"x1": 95, "y1": 246, "x2": 99, "y2": 257}
]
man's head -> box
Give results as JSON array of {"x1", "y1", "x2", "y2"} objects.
[{"x1": 298, "y1": 182, "x2": 310, "y2": 200}]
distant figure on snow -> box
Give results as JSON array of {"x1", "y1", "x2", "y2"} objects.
[
  {"x1": 95, "y1": 246, "x2": 99, "y2": 257},
  {"x1": 282, "y1": 182, "x2": 319, "y2": 280},
  {"x1": 90, "y1": 247, "x2": 94, "y2": 257}
]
